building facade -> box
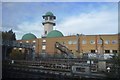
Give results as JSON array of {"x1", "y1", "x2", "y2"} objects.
[{"x1": 17, "y1": 12, "x2": 119, "y2": 57}]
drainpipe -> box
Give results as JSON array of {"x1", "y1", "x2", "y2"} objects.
[
  {"x1": 76, "y1": 34, "x2": 80, "y2": 53},
  {"x1": 95, "y1": 35, "x2": 98, "y2": 53}
]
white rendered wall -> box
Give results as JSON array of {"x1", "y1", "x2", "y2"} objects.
[{"x1": 44, "y1": 23, "x2": 53, "y2": 35}]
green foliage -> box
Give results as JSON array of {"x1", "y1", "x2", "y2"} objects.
[
  {"x1": 2, "y1": 29, "x2": 16, "y2": 60},
  {"x1": 2, "y1": 29, "x2": 16, "y2": 41},
  {"x1": 10, "y1": 49, "x2": 24, "y2": 60}
]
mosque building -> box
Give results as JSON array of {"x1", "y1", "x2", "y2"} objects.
[{"x1": 17, "y1": 12, "x2": 119, "y2": 57}]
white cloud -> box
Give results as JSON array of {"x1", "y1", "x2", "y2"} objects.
[
  {"x1": 57, "y1": 10, "x2": 118, "y2": 36},
  {"x1": 17, "y1": 21, "x2": 44, "y2": 40},
  {"x1": 16, "y1": 8, "x2": 118, "y2": 40}
]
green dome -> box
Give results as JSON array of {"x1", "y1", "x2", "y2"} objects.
[
  {"x1": 47, "y1": 30, "x2": 64, "y2": 38},
  {"x1": 22, "y1": 33, "x2": 37, "y2": 40},
  {"x1": 45, "y1": 12, "x2": 54, "y2": 16}
]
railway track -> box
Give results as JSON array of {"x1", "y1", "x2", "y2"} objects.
[{"x1": 2, "y1": 59, "x2": 107, "y2": 79}]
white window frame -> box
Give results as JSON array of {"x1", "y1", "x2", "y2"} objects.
[
  {"x1": 105, "y1": 40, "x2": 110, "y2": 44},
  {"x1": 90, "y1": 40, "x2": 95, "y2": 44},
  {"x1": 98, "y1": 40, "x2": 102, "y2": 44},
  {"x1": 82, "y1": 40, "x2": 86, "y2": 44}
]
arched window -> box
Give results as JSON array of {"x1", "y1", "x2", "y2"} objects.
[
  {"x1": 90, "y1": 40, "x2": 95, "y2": 44},
  {"x1": 112, "y1": 40, "x2": 118, "y2": 44},
  {"x1": 68, "y1": 40, "x2": 72, "y2": 44},
  {"x1": 82, "y1": 40, "x2": 86, "y2": 44},
  {"x1": 98, "y1": 40, "x2": 102, "y2": 44},
  {"x1": 105, "y1": 40, "x2": 110, "y2": 44}
]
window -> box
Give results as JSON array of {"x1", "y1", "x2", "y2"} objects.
[
  {"x1": 42, "y1": 42, "x2": 46, "y2": 45},
  {"x1": 105, "y1": 50, "x2": 110, "y2": 53},
  {"x1": 33, "y1": 46, "x2": 36, "y2": 48},
  {"x1": 45, "y1": 17, "x2": 48, "y2": 20},
  {"x1": 50, "y1": 17, "x2": 53, "y2": 20},
  {"x1": 112, "y1": 40, "x2": 118, "y2": 44},
  {"x1": 105, "y1": 40, "x2": 110, "y2": 44},
  {"x1": 26, "y1": 41, "x2": 29, "y2": 43},
  {"x1": 82, "y1": 40, "x2": 86, "y2": 44},
  {"x1": 68, "y1": 40, "x2": 72, "y2": 44},
  {"x1": 91, "y1": 50, "x2": 95, "y2": 53},
  {"x1": 42, "y1": 45, "x2": 46, "y2": 50},
  {"x1": 98, "y1": 40, "x2": 102, "y2": 44},
  {"x1": 45, "y1": 31, "x2": 47, "y2": 34},
  {"x1": 19, "y1": 48, "x2": 22, "y2": 50},
  {"x1": 90, "y1": 40, "x2": 95, "y2": 44},
  {"x1": 33, "y1": 40, "x2": 36, "y2": 43},
  {"x1": 73, "y1": 40, "x2": 77, "y2": 44},
  {"x1": 42, "y1": 39, "x2": 46, "y2": 42},
  {"x1": 20, "y1": 42, "x2": 22, "y2": 46},
  {"x1": 113, "y1": 50, "x2": 117, "y2": 53}
]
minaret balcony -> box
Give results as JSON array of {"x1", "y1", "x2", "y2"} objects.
[
  {"x1": 43, "y1": 20, "x2": 55, "y2": 23},
  {"x1": 42, "y1": 21, "x2": 56, "y2": 26}
]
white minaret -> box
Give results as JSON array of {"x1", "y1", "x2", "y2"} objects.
[{"x1": 42, "y1": 12, "x2": 56, "y2": 37}]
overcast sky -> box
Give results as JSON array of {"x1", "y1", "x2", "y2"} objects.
[{"x1": 2, "y1": 2, "x2": 118, "y2": 40}]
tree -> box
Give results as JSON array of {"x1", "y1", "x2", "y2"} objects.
[
  {"x1": 10, "y1": 49, "x2": 24, "y2": 60},
  {"x1": 2, "y1": 29, "x2": 16, "y2": 41},
  {"x1": 2, "y1": 29, "x2": 16, "y2": 60}
]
